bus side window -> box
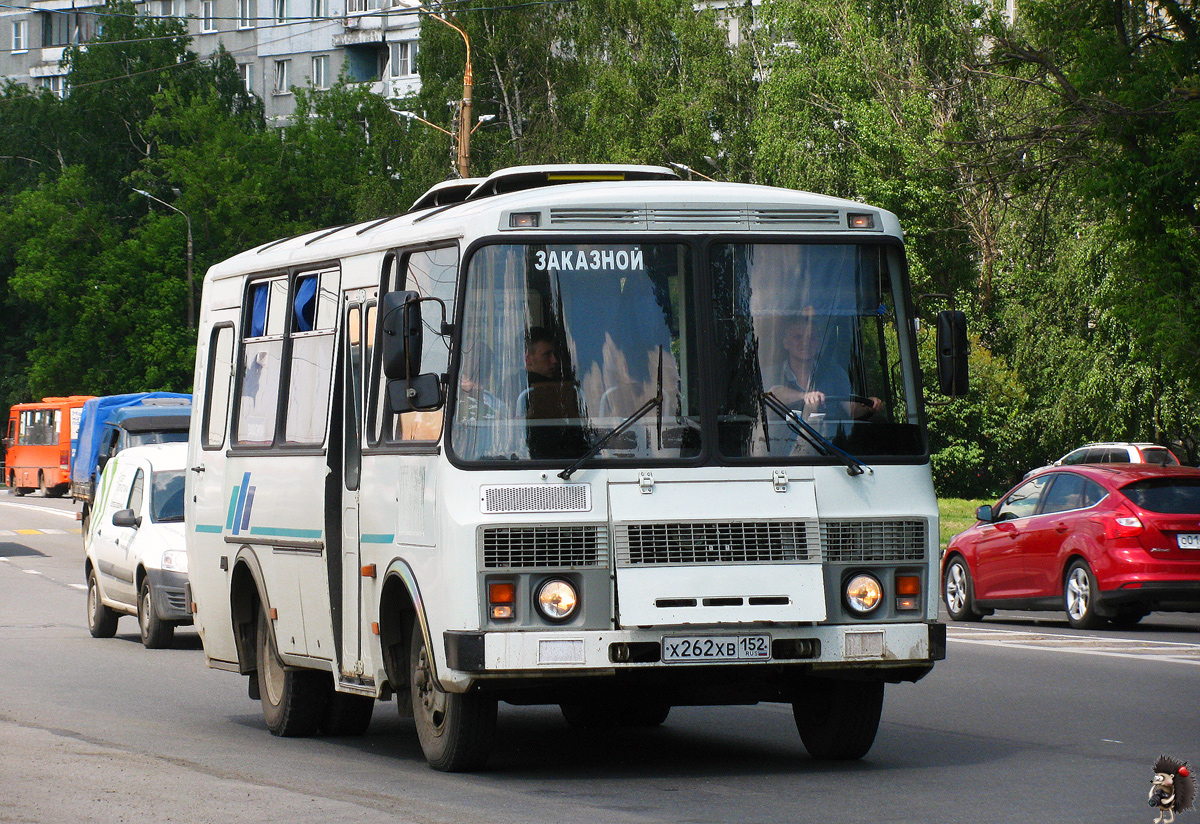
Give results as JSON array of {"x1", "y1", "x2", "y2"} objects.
[
  {"x1": 235, "y1": 278, "x2": 287, "y2": 446},
  {"x1": 284, "y1": 269, "x2": 339, "y2": 445},
  {"x1": 395, "y1": 246, "x2": 457, "y2": 442},
  {"x1": 203, "y1": 325, "x2": 235, "y2": 450}
]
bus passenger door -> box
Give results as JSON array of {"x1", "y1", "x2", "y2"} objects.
[{"x1": 339, "y1": 299, "x2": 367, "y2": 679}]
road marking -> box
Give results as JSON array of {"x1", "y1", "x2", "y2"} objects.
[
  {"x1": 22, "y1": 569, "x2": 42, "y2": 575},
  {"x1": 948, "y1": 625, "x2": 1200, "y2": 666},
  {"x1": 68, "y1": 584, "x2": 86, "y2": 591},
  {"x1": 0, "y1": 528, "x2": 81, "y2": 536},
  {"x1": 0, "y1": 501, "x2": 79, "y2": 519}
]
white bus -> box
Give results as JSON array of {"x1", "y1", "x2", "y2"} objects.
[{"x1": 185, "y1": 164, "x2": 967, "y2": 771}]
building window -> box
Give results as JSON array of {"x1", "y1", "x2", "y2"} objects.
[
  {"x1": 201, "y1": 0, "x2": 216, "y2": 30},
  {"x1": 273, "y1": 59, "x2": 291, "y2": 95},
  {"x1": 238, "y1": 62, "x2": 254, "y2": 94},
  {"x1": 238, "y1": 0, "x2": 254, "y2": 28},
  {"x1": 311, "y1": 0, "x2": 325, "y2": 18},
  {"x1": 390, "y1": 40, "x2": 417, "y2": 77},
  {"x1": 274, "y1": 0, "x2": 287, "y2": 23},
  {"x1": 39, "y1": 75, "x2": 66, "y2": 98},
  {"x1": 12, "y1": 19, "x2": 27, "y2": 52},
  {"x1": 311, "y1": 55, "x2": 328, "y2": 89}
]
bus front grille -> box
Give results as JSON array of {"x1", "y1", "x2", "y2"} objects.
[
  {"x1": 820, "y1": 520, "x2": 927, "y2": 562},
  {"x1": 481, "y1": 525, "x2": 609, "y2": 569},
  {"x1": 614, "y1": 521, "x2": 818, "y2": 566}
]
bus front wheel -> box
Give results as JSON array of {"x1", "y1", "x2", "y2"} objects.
[
  {"x1": 409, "y1": 621, "x2": 496, "y2": 772},
  {"x1": 255, "y1": 608, "x2": 326, "y2": 737},
  {"x1": 792, "y1": 677, "x2": 884, "y2": 760}
]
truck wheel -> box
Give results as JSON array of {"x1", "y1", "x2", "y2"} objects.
[
  {"x1": 410, "y1": 620, "x2": 495, "y2": 771},
  {"x1": 138, "y1": 579, "x2": 175, "y2": 649},
  {"x1": 256, "y1": 608, "x2": 326, "y2": 737},
  {"x1": 87, "y1": 569, "x2": 119, "y2": 638},
  {"x1": 81, "y1": 504, "x2": 91, "y2": 537},
  {"x1": 792, "y1": 677, "x2": 884, "y2": 760}
]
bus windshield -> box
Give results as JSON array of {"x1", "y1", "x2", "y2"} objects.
[
  {"x1": 450, "y1": 240, "x2": 923, "y2": 465},
  {"x1": 712, "y1": 243, "x2": 923, "y2": 459},
  {"x1": 452, "y1": 242, "x2": 700, "y2": 463}
]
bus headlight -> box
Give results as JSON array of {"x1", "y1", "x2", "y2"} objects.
[
  {"x1": 535, "y1": 579, "x2": 578, "y2": 622},
  {"x1": 844, "y1": 573, "x2": 882, "y2": 615}
]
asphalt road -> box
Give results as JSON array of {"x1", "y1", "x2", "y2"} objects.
[{"x1": 1, "y1": 489, "x2": 1197, "y2": 824}]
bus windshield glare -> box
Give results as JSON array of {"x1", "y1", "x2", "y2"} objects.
[{"x1": 450, "y1": 241, "x2": 922, "y2": 464}]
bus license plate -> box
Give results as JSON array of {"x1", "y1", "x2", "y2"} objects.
[
  {"x1": 1178, "y1": 533, "x2": 1200, "y2": 549},
  {"x1": 662, "y1": 634, "x2": 771, "y2": 663}
]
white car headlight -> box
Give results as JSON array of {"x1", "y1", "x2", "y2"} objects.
[{"x1": 161, "y1": 550, "x2": 189, "y2": 574}]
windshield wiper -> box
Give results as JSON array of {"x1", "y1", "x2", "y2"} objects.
[
  {"x1": 759, "y1": 390, "x2": 871, "y2": 477},
  {"x1": 559, "y1": 347, "x2": 665, "y2": 481}
]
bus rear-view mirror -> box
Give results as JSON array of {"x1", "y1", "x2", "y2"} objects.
[
  {"x1": 936, "y1": 309, "x2": 969, "y2": 397},
  {"x1": 387, "y1": 373, "x2": 443, "y2": 414},
  {"x1": 381, "y1": 290, "x2": 423, "y2": 379}
]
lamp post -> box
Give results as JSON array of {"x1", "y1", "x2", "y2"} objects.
[
  {"x1": 668, "y1": 162, "x2": 717, "y2": 182},
  {"x1": 428, "y1": 13, "x2": 472, "y2": 178},
  {"x1": 134, "y1": 188, "x2": 194, "y2": 329}
]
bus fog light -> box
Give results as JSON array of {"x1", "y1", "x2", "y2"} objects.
[
  {"x1": 535, "y1": 579, "x2": 578, "y2": 622},
  {"x1": 491, "y1": 605, "x2": 513, "y2": 619},
  {"x1": 845, "y1": 574, "x2": 882, "y2": 614}
]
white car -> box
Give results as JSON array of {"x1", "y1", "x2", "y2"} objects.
[
  {"x1": 84, "y1": 443, "x2": 191, "y2": 648},
  {"x1": 1024, "y1": 441, "x2": 1181, "y2": 479}
]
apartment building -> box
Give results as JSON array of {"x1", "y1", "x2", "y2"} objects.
[{"x1": 0, "y1": 0, "x2": 424, "y2": 122}]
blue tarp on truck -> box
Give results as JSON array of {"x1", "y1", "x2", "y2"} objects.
[{"x1": 71, "y1": 393, "x2": 191, "y2": 510}]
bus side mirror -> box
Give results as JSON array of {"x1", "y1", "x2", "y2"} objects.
[
  {"x1": 936, "y1": 309, "x2": 969, "y2": 397},
  {"x1": 381, "y1": 290, "x2": 423, "y2": 379},
  {"x1": 387, "y1": 373, "x2": 443, "y2": 414}
]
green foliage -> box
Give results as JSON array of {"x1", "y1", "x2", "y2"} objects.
[{"x1": 1, "y1": 0, "x2": 1198, "y2": 494}]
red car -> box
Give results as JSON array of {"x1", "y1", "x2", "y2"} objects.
[{"x1": 942, "y1": 464, "x2": 1200, "y2": 629}]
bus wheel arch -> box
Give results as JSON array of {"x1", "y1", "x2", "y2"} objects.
[
  {"x1": 378, "y1": 570, "x2": 419, "y2": 701},
  {"x1": 229, "y1": 552, "x2": 266, "y2": 674}
]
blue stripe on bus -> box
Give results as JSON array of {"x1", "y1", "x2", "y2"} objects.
[
  {"x1": 239, "y1": 486, "x2": 256, "y2": 532},
  {"x1": 195, "y1": 524, "x2": 224, "y2": 533},
  {"x1": 248, "y1": 526, "x2": 323, "y2": 539},
  {"x1": 360, "y1": 534, "x2": 395, "y2": 544},
  {"x1": 225, "y1": 485, "x2": 240, "y2": 530}
]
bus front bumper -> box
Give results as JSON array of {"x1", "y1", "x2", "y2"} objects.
[{"x1": 445, "y1": 622, "x2": 945, "y2": 678}]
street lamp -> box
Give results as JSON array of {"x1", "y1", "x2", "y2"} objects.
[
  {"x1": 428, "y1": 12, "x2": 473, "y2": 178},
  {"x1": 391, "y1": 109, "x2": 452, "y2": 136},
  {"x1": 134, "y1": 188, "x2": 194, "y2": 329},
  {"x1": 668, "y1": 162, "x2": 717, "y2": 182}
]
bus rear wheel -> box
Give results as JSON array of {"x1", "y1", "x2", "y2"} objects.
[
  {"x1": 255, "y1": 608, "x2": 326, "y2": 737},
  {"x1": 409, "y1": 621, "x2": 496, "y2": 772},
  {"x1": 10, "y1": 472, "x2": 29, "y2": 497},
  {"x1": 792, "y1": 677, "x2": 884, "y2": 760}
]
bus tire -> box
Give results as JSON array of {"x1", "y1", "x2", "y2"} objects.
[
  {"x1": 256, "y1": 608, "x2": 326, "y2": 737},
  {"x1": 792, "y1": 677, "x2": 884, "y2": 760},
  {"x1": 11, "y1": 472, "x2": 28, "y2": 497},
  {"x1": 409, "y1": 621, "x2": 496, "y2": 772},
  {"x1": 138, "y1": 579, "x2": 175, "y2": 649},
  {"x1": 87, "y1": 569, "x2": 119, "y2": 638},
  {"x1": 319, "y1": 687, "x2": 375, "y2": 737}
]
